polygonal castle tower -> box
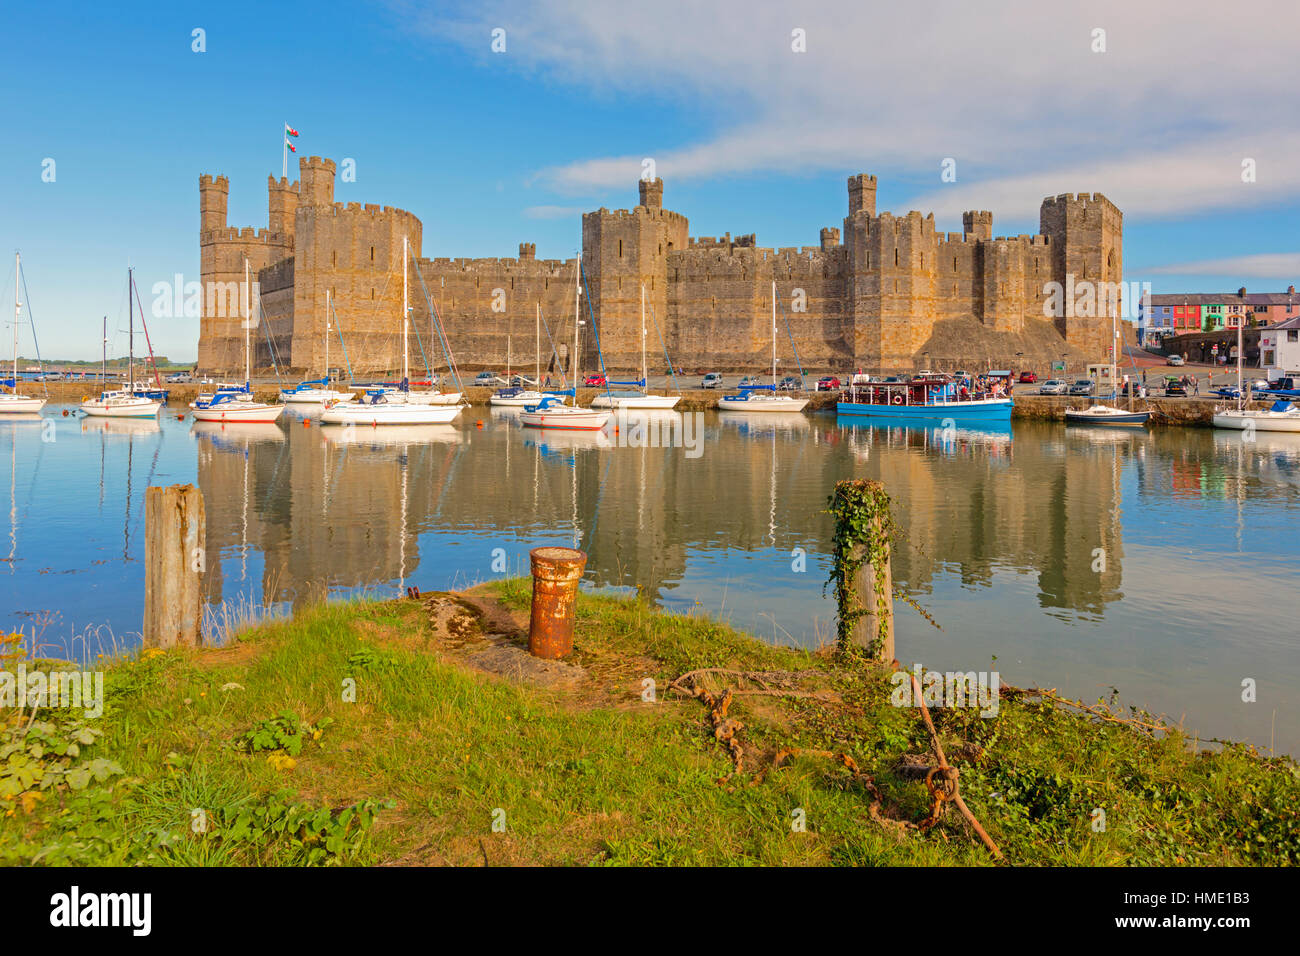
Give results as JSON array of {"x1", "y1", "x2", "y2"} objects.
[{"x1": 198, "y1": 159, "x2": 1121, "y2": 376}]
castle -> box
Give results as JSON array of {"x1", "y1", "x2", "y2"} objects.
[{"x1": 198, "y1": 157, "x2": 1121, "y2": 375}]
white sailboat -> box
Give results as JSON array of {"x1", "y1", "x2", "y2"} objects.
[
  {"x1": 320, "y1": 238, "x2": 465, "y2": 427},
  {"x1": 190, "y1": 258, "x2": 285, "y2": 424},
  {"x1": 280, "y1": 289, "x2": 355, "y2": 407},
  {"x1": 591, "y1": 284, "x2": 680, "y2": 410},
  {"x1": 520, "y1": 253, "x2": 611, "y2": 431},
  {"x1": 1213, "y1": 309, "x2": 1300, "y2": 432},
  {"x1": 718, "y1": 280, "x2": 809, "y2": 413},
  {"x1": 81, "y1": 274, "x2": 163, "y2": 418},
  {"x1": 0, "y1": 253, "x2": 47, "y2": 416},
  {"x1": 401, "y1": 238, "x2": 464, "y2": 406},
  {"x1": 490, "y1": 304, "x2": 569, "y2": 407}
]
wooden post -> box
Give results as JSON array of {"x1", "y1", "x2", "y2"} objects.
[
  {"x1": 144, "y1": 484, "x2": 205, "y2": 648},
  {"x1": 849, "y1": 525, "x2": 894, "y2": 661},
  {"x1": 830, "y1": 479, "x2": 895, "y2": 662}
]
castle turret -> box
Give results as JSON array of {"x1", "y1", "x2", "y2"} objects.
[
  {"x1": 299, "y1": 156, "x2": 336, "y2": 207},
  {"x1": 519, "y1": 242, "x2": 536, "y2": 259},
  {"x1": 820, "y1": 227, "x2": 840, "y2": 250},
  {"x1": 268, "y1": 176, "x2": 299, "y2": 238},
  {"x1": 638, "y1": 177, "x2": 663, "y2": 210},
  {"x1": 1039, "y1": 192, "x2": 1123, "y2": 355},
  {"x1": 847, "y1": 174, "x2": 877, "y2": 217},
  {"x1": 199, "y1": 174, "x2": 229, "y2": 233},
  {"x1": 962, "y1": 210, "x2": 992, "y2": 240}
]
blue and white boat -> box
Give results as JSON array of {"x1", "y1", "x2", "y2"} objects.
[{"x1": 837, "y1": 373, "x2": 1013, "y2": 423}]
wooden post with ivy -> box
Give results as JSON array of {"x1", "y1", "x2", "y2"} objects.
[
  {"x1": 827, "y1": 479, "x2": 895, "y2": 662},
  {"x1": 144, "y1": 484, "x2": 205, "y2": 648}
]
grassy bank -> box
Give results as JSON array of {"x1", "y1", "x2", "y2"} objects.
[{"x1": 1, "y1": 583, "x2": 1294, "y2": 866}]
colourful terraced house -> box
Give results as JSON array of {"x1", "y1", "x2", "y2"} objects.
[{"x1": 1141, "y1": 286, "x2": 1299, "y2": 341}]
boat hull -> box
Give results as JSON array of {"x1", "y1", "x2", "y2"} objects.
[
  {"x1": 81, "y1": 398, "x2": 162, "y2": 418},
  {"x1": 190, "y1": 402, "x2": 286, "y2": 424},
  {"x1": 718, "y1": 395, "x2": 809, "y2": 413},
  {"x1": 836, "y1": 398, "x2": 1012, "y2": 421},
  {"x1": 0, "y1": 396, "x2": 47, "y2": 415},
  {"x1": 404, "y1": 391, "x2": 464, "y2": 406},
  {"x1": 1064, "y1": 406, "x2": 1150, "y2": 427},
  {"x1": 281, "y1": 389, "x2": 354, "y2": 406},
  {"x1": 319, "y1": 403, "x2": 463, "y2": 426},
  {"x1": 590, "y1": 393, "x2": 681, "y2": 410},
  {"x1": 1212, "y1": 410, "x2": 1300, "y2": 432},
  {"x1": 519, "y1": 408, "x2": 611, "y2": 430}
]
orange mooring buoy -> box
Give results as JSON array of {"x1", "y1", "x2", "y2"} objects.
[
  {"x1": 303, "y1": 418, "x2": 310, "y2": 427},
  {"x1": 62, "y1": 409, "x2": 69, "y2": 417},
  {"x1": 476, "y1": 420, "x2": 484, "y2": 429}
]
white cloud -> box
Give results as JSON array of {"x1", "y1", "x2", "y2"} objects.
[
  {"x1": 410, "y1": 0, "x2": 1300, "y2": 220},
  {"x1": 1144, "y1": 254, "x2": 1300, "y2": 280}
]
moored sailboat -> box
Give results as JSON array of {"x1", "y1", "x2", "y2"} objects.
[
  {"x1": 82, "y1": 276, "x2": 163, "y2": 419},
  {"x1": 280, "y1": 289, "x2": 355, "y2": 407},
  {"x1": 0, "y1": 254, "x2": 47, "y2": 416},
  {"x1": 1211, "y1": 307, "x2": 1300, "y2": 432},
  {"x1": 719, "y1": 281, "x2": 808, "y2": 414},
  {"x1": 191, "y1": 258, "x2": 285, "y2": 424},
  {"x1": 1064, "y1": 308, "x2": 1149, "y2": 428},
  {"x1": 591, "y1": 285, "x2": 680, "y2": 410}
]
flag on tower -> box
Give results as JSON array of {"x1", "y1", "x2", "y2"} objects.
[
  {"x1": 285, "y1": 124, "x2": 299, "y2": 138},
  {"x1": 285, "y1": 140, "x2": 296, "y2": 153}
]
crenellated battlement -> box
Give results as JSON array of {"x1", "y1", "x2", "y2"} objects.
[{"x1": 199, "y1": 161, "x2": 1120, "y2": 376}]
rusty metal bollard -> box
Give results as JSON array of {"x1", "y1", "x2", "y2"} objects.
[{"x1": 528, "y1": 546, "x2": 587, "y2": 659}]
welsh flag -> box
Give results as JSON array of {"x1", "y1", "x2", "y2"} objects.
[
  {"x1": 285, "y1": 140, "x2": 296, "y2": 153},
  {"x1": 285, "y1": 124, "x2": 299, "y2": 137}
]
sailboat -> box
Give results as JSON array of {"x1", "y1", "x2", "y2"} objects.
[
  {"x1": 190, "y1": 258, "x2": 285, "y2": 424},
  {"x1": 718, "y1": 281, "x2": 809, "y2": 413},
  {"x1": 280, "y1": 289, "x2": 355, "y2": 407},
  {"x1": 1213, "y1": 309, "x2": 1300, "y2": 432},
  {"x1": 591, "y1": 285, "x2": 680, "y2": 410},
  {"x1": 320, "y1": 237, "x2": 465, "y2": 426},
  {"x1": 1065, "y1": 306, "x2": 1149, "y2": 427},
  {"x1": 399, "y1": 238, "x2": 464, "y2": 406},
  {"x1": 0, "y1": 254, "x2": 47, "y2": 416},
  {"x1": 519, "y1": 253, "x2": 611, "y2": 431},
  {"x1": 490, "y1": 304, "x2": 569, "y2": 407},
  {"x1": 81, "y1": 273, "x2": 164, "y2": 418}
]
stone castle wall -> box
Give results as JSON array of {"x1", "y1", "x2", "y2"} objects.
[{"x1": 198, "y1": 159, "x2": 1121, "y2": 376}]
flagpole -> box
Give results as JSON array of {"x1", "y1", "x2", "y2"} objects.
[{"x1": 282, "y1": 121, "x2": 287, "y2": 179}]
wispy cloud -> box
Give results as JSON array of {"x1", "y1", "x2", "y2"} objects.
[
  {"x1": 1144, "y1": 254, "x2": 1300, "y2": 280},
  {"x1": 411, "y1": 0, "x2": 1300, "y2": 220}
]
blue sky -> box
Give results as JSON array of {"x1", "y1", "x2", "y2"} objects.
[{"x1": 2, "y1": 0, "x2": 1298, "y2": 362}]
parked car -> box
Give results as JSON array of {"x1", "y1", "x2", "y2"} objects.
[
  {"x1": 510, "y1": 374, "x2": 538, "y2": 387},
  {"x1": 701, "y1": 372, "x2": 724, "y2": 389},
  {"x1": 1067, "y1": 379, "x2": 1096, "y2": 396},
  {"x1": 777, "y1": 376, "x2": 803, "y2": 391},
  {"x1": 1018, "y1": 371, "x2": 1037, "y2": 384},
  {"x1": 1121, "y1": 381, "x2": 1146, "y2": 397},
  {"x1": 953, "y1": 370, "x2": 971, "y2": 379},
  {"x1": 583, "y1": 373, "x2": 607, "y2": 387},
  {"x1": 1164, "y1": 378, "x2": 1187, "y2": 397},
  {"x1": 166, "y1": 372, "x2": 193, "y2": 383},
  {"x1": 737, "y1": 375, "x2": 760, "y2": 388},
  {"x1": 816, "y1": 376, "x2": 841, "y2": 391},
  {"x1": 1166, "y1": 354, "x2": 1186, "y2": 366},
  {"x1": 1038, "y1": 379, "x2": 1069, "y2": 395},
  {"x1": 474, "y1": 371, "x2": 505, "y2": 386}
]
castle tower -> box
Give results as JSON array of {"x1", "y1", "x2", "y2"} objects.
[
  {"x1": 299, "y1": 156, "x2": 336, "y2": 207},
  {"x1": 820, "y1": 227, "x2": 840, "y2": 250},
  {"x1": 268, "y1": 176, "x2": 299, "y2": 239},
  {"x1": 581, "y1": 178, "x2": 688, "y2": 369},
  {"x1": 847, "y1": 174, "x2": 877, "y2": 217},
  {"x1": 638, "y1": 177, "x2": 663, "y2": 211},
  {"x1": 962, "y1": 210, "x2": 992, "y2": 240},
  {"x1": 1039, "y1": 192, "x2": 1123, "y2": 355},
  {"x1": 200, "y1": 174, "x2": 228, "y2": 233},
  {"x1": 518, "y1": 242, "x2": 536, "y2": 259}
]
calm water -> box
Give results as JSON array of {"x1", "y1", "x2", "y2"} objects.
[{"x1": 2, "y1": 404, "x2": 1297, "y2": 754}]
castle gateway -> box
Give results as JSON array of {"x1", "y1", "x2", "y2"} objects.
[{"x1": 198, "y1": 157, "x2": 1120, "y2": 375}]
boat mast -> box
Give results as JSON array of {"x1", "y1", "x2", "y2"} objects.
[
  {"x1": 12, "y1": 253, "x2": 18, "y2": 389},
  {"x1": 535, "y1": 302, "x2": 540, "y2": 389},
  {"x1": 641, "y1": 283, "x2": 648, "y2": 393},
  {"x1": 1237, "y1": 307, "x2": 1244, "y2": 409},
  {"x1": 243, "y1": 257, "x2": 251, "y2": 388},
  {"x1": 128, "y1": 268, "x2": 136, "y2": 392},
  {"x1": 402, "y1": 236, "x2": 409, "y2": 384},
  {"x1": 324, "y1": 289, "x2": 330, "y2": 383},
  {"x1": 771, "y1": 280, "x2": 777, "y2": 388},
  {"x1": 101, "y1": 316, "x2": 107, "y2": 388},
  {"x1": 572, "y1": 252, "x2": 581, "y2": 385}
]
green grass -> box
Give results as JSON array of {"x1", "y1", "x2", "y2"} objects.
[{"x1": 1, "y1": 582, "x2": 1295, "y2": 866}]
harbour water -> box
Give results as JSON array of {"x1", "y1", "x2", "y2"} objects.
[{"x1": 2, "y1": 405, "x2": 1297, "y2": 754}]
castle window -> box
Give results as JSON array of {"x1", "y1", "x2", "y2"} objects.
[
  {"x1": 333, "y1": 251, "x2": 337, "y2": 268},
  {"x1": 371, "y1": 288, "x2": 375, "y2": 300},
  {"x1": 619, "y1": 240, "x2": 623, "y2": 258},
  {"x1": 894, "y1": 248, "x2": 899, "y2": 267},
  {"x1": 370, "y1": 246, "x2": 374, "y2": 262},
  {"x1": 953, "y1": 256, "x2": 957, "y2": 272}
]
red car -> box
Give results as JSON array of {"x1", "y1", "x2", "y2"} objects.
[
  {"x1": 1018, "y1": 371, "x2": 1037, "y2": 384},
  {"x1": 583, "y1": 373, "x2": 607, "y2": 387},
  {"x1": 816, "y1": 376, "x2": 841, "y2": 391}
]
